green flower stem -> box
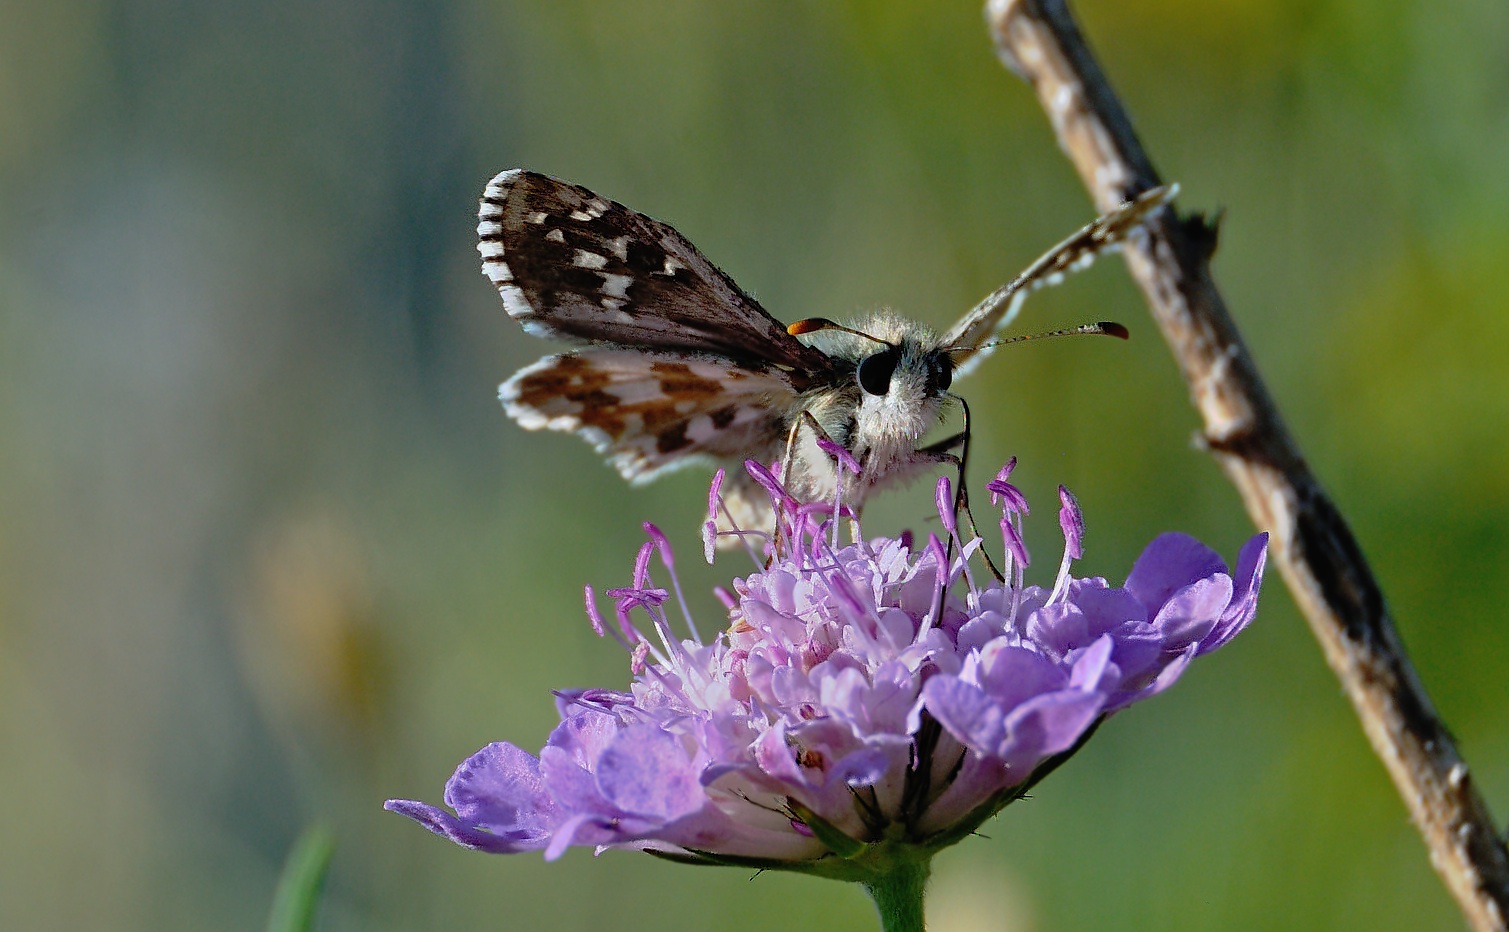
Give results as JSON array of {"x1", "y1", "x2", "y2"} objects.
[
  {"x1": 266, "y1": 825, "x2": 334, "y2": 932},
  {"x1": 862, "y1": 858, "x2": 931, "y2": 932}
]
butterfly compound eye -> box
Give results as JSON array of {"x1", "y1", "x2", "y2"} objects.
[
  {"x1": 930, "y1": 354, "x2": 953, "y2": 393},
  {"x1": 857, "y1": 350, "x2": 899, "y2": 396}
]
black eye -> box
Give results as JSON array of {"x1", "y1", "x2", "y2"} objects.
[
  {"x1": 857, "y1": 349, "x2": 899, "y2": 396},
  {"x1": 931, "y1": 355, "x2": 953, "y2": 392}
]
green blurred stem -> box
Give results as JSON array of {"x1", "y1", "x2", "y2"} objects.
[
  {"x1": 862, "y1": 859, "x2": 931, "y2": 932},
  {"x1": 266, "y1": 825, "x2": 335, "y2": 932}
]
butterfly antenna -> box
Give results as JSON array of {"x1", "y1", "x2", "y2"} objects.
[
  {"x1": 788, "y1": 318, "x2": 893, "y2": 348},
  {"x1": 951, "y1": 321, "x2": 1129, "y2": 355}
]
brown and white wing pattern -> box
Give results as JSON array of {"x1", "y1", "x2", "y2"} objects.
[
  {"x1": 478, "y1": 169, "x2": 834, "y2": 380},
  {"x1": 944, "y1": 184, "x2": 1176, "y2": 376},
  {"x1": 502, "y1": 350, "x2": 800, "y2": 484}
]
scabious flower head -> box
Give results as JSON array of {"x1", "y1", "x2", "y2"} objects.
[{"x1": 386, "y1": 459, "x2": 1268, "y2": 880}]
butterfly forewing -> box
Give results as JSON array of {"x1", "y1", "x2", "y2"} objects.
[
  {"x1": 478, "y1": 170, "x2": 833, "y2": 378},
  {"x1": 943, "y1": 184, "x2": 1175, "y2": 374}
]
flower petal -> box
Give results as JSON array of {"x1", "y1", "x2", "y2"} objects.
[
  {"x1": 596, "y1": 725, "x2": 704, "y2": 820},
  {"x1": 1150, "y1": 575, "x2": 1233, "y2": 647},
  {"x1": 1125, "y1": 532, "x2": 1228, "y2": 614},
  {"x1": 383, "y1": 798, "x2": 540, "y2": 854},
  {"x1": 1204, "y1": 533, "x2": 1269, "y2": 650},
  {"x1": 922, "y1": 675, "x2": 1006, "y2": 752}
]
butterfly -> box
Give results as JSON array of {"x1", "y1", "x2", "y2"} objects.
[{"x1": 478, "y1": 169, "x2": 1172, "y2": 537}]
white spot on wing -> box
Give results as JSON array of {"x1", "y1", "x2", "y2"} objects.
[
  {"x1": 604, "y1": 381, "x2": 669, "y2": 404},
  {"x1": 482, "y1": 258, "x2": 515, "y2": 283},
  {"x1": 482, "y1": 170, "x2": 520, "y2": 203},
  {"x1": 545, "y1": 228, "x2": 566, "y2": 244},
  {"x1": 497, "y1": 283, "x2": 534, "y2": 318},
  {"x1": 572, "y1": 249, "x2": 608, "y2": 270},
  {"x1": 601, "y1": 273, "x2": 633, "y2": 300},
  {"x1": 685, "y1": 415, "x2": 718, "y2": 443},
  {"x1": 503, "y1": 400, "x2": 551, "y2": 429},
  {"x1": 579, "y1": 425, "x2": 613, "y2": 450}
]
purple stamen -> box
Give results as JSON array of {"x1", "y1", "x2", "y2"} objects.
[
  {"x1": 987, "y1": 456, "x2": 1030, "y2": 516},
  {"x1": 583, "y1": 585, "x2": 608, "y2": 639},
  {"x1": 923, "y1": 532, "x2": 950, "y2": 634},
  {"x1": 646, "y1": 522, "x2": 701, "y2": 643},
  {"x1": 1000, "y1": 513, "x2": 1030, "y2": 569},
  {"x1": 632, "y1": 540, "x2": 654, "y2": 589},
  {"x1": 817, "y1": 437, "x2": 861, "y2": 476},
  {"x1": 1058, "y1": 485, "x2": 1084, "y2": 560},
  {"x1": 744, "y1": 459, "x2": 789, "y2": 502},
  {"x1": 702, "y1": 519, "x2": 719, "y2": 564},
  {"x1": 935, "y1": 476, "x2": 959, "y2": 538},
  {"x1": 707, "y1": 468, "x2": 726, "y2": 517}
]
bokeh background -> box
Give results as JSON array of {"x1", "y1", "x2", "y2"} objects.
[{"x1": 3, "y1": 1, "x2": 1507, "y2": 929}]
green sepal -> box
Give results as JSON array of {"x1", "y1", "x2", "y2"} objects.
[{"x1": 786, "y1": 797, "x2": 869, "y2": 859}]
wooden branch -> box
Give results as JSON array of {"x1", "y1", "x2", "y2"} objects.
[{"x1": 983, "y1": 0, "x2": 1509, "y2": 927}]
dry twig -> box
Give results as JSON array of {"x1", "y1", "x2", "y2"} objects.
[{"x1": 983, "y1": 0, "x2": 1509, "y2": 927}]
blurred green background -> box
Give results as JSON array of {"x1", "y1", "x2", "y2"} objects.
[{"x1": 3, "y1": 0, "x2": 1506, "y2": 929}]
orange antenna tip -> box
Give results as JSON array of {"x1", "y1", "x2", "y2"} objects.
[{"x1": 787, "y1": 318, "x2": 836, "y2": 336}]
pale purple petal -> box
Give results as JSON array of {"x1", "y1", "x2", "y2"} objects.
[
  {"x1": 384, "y1": 742, "x2": 562, "y2": 854},
  {"x1": 445, "y1": 743, "x2": 556, "y2": 824},
  {"x1": 1149, "y1": 575, "x2": 1234, "y2": 647},
  {"x1": 1204, "y1": 533, "x2": 1269, "y2": 650},
  {"x1": 383, "y1": 799, "x2": 536, "y2": 854},
  {"x1": 595, "y1": 725, "x2": 703, "y2": 820},
  {"x1": 998, "y1": 689, "x2": 1106, "y2": 767},
  {"x1": 922, "y1": 676, "x2": 1006, "y2": 751},
  {"x1": 1125, "y1": 532, "x2": 1228, "y2": 612},
  {"x1": 977, "y1": 642, "x2": 1068, "y2": 709}
]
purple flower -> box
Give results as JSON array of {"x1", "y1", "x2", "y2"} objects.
[{"x1": 387, "y1": 462, "x2": 1268, "y2": 877}]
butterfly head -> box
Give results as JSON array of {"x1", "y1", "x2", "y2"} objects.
[{"x1": 789, "y1": 312, "x2": 957, "y2": 448}]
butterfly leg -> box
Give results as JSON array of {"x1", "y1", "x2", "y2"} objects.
[
  {"x1": 921, "y1": 396, "x2": 1004, "y2": 581},
  {"x1": 777, "y1": 410, "x2": 862, "y2": 552},
  {"x1": 768, "y1": 415, "x2": 805, "y2": 561}
]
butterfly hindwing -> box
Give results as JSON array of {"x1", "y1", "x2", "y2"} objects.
[{"x1": 501, "y1": 349, "x2": 798, "y2": 483}]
